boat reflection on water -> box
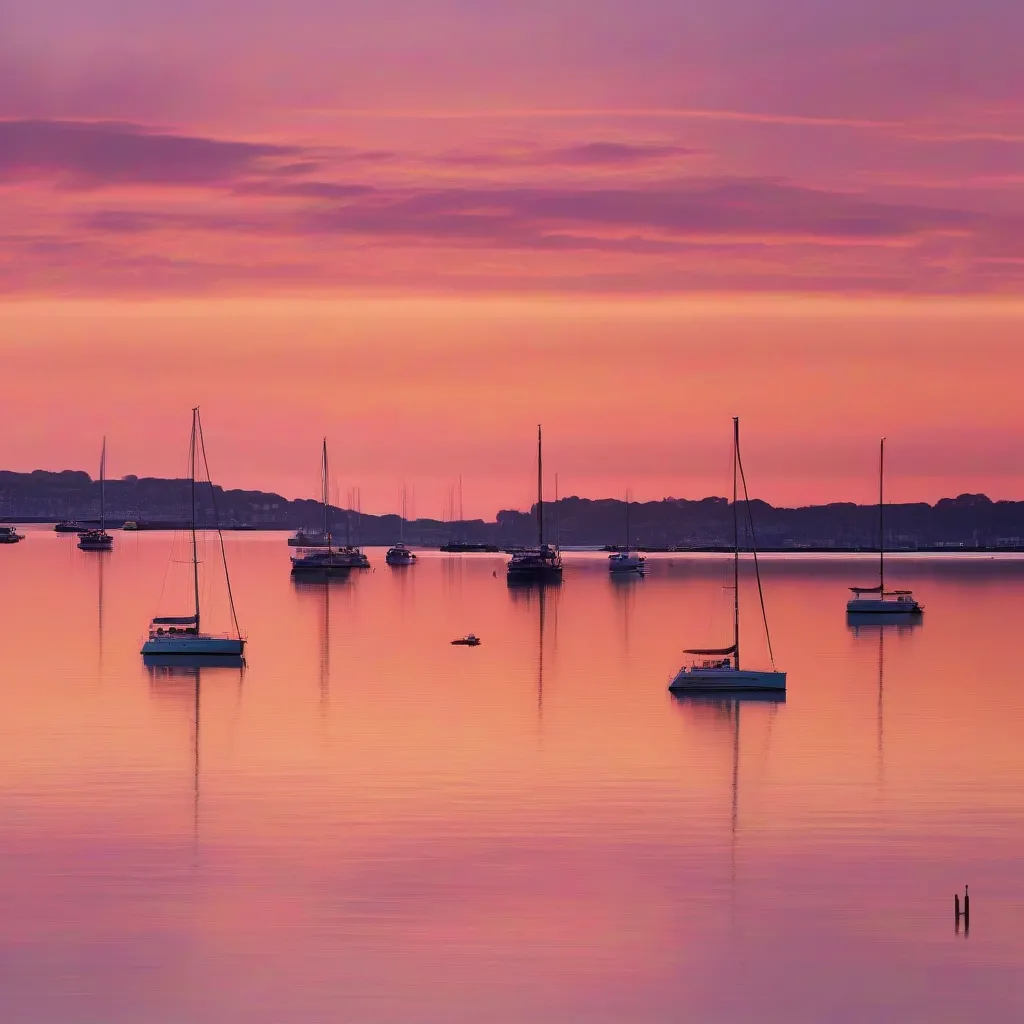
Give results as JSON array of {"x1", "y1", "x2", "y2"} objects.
[
  {"x1": 290, "y1": 567, "x2": 354, "y2": 587},
  {"x1": 845, "y1": 611, "x2": 923, "y2": 630},
  {"x1": 847, "y1": 615, "x2": 921, "y2": 782},
  {"x1": 291, "y1": 574, "x2": 347, "y2": 713},
  {"x1": 146, "y1": 656, "x2": 244, "y2": 851},
  {"x1": 95, "y1": 552, "x2": 106, "y2": 674},
  {"x1": 671, "y1": 691, "x2": 785, "y2": 893},
  {"x1": 144, "y1": 653, "x2": 245, "y2": 670},
  {"x1": 508, "y1": 582, "x2": 557, "y2": 718}
]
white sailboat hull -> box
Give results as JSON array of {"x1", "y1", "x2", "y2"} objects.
[
  {"x1": 669, "y1": 666, "x2": 787, "y2": 692},
  {"x1": 846, "y1": 597, "x2": 922, "y2": 614},
  {"x1": 142, "y1": 634, "x2": 245, "y2": 656}
]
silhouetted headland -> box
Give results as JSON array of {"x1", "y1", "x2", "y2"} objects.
[{"x1": 0, "y1": 470, "x2": 1021, "y2": 550}]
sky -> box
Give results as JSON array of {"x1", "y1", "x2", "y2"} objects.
[{"x1": 2, "y1": 0, "x2": 1024, "y2": 515}]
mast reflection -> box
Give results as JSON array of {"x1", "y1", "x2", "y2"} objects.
[
  {"x1": 292, "y1": 573, "x2": 355, "y2": 713},
  {"x1": 96, "y1": 551, "x2": 105, "y2": 674},
  {"x1": 508, "y1": 583, "x2": 558, "y2": 719},
  {"x1": 847, "y1": 616, "x2": 920, "y2": 784},
  {"x1": 671, "y1": 690, "x2": 785, "y2": 893},
  {"x1": 611, "y1": 568, "x2": 638, "y2": 650},
  {"x1": 146, "y1": 654, "x2": 244, "y2": 849}
]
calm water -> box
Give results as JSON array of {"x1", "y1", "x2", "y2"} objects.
[{"x1": 1, "y1": 529, "x2": 1022, "y2": 1022}]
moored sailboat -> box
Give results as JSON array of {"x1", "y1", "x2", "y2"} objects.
[
  {"x1": 141, "y1": 409, "x2": 245, "y2": 659},
  {"x1": 847, "y1": 438, "x2": 922, "y2": 616},
  {"x1": 609, "y1": 490, "x2": 646, "y2": 575},
  {"x1": 506, "y1": 425, "x2": 562, "y2": 585},
  {"x1": 78, "y1": 437, "x2": 113, "y2": 551},
  {"x1": 386, "y1": 487, "x2": 417, "y2": 565},
  {"x1": 290, "y1": 439, "x2": 369, "y2": 575},
  {"x1": 670, "y1": 418, "x2": 785, "y2": 693}
]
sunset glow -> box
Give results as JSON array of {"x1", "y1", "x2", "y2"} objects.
[{"x1": 3, "y1": 0, "x2": 1023, "y2": 513}]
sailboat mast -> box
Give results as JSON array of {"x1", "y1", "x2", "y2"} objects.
[
  {"x1": 879, "y1": 437, "x2": 885, "y2": 593},
  {"x1": 555, "y1": 472, "x2": 560, "y2": 549},
  {"x1": 99, "y1": 436, "x2": 106, "y2": 531},
  {"x1": 190, "y1": 409, "x2": 200, "y2": 634},
  {"x1": 625, "y1": 489, "x2": 630, "y2": 551},
  {"x1": 537, "y1": 424, "x2": 544, "y2": 547},
  {"x1": 322, "y1": 438, "x2": 332, "y2": 550},
  {"x1": 733, "y1": 416, "x2": 740, "y2": 670}
]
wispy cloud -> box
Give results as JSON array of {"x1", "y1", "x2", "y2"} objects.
[
  {"x1": 0, "y1": 119, "x2": 297, "y2": 187},
  {"x1": 438, "y1": 141, "x2": 698, "y2": 169},
  {"x1": 276, "y1": 178, "x2": 978, "y2": 246},
  {"x1": 1, "y1": 113, "x2": 1021, "y2": 297}
]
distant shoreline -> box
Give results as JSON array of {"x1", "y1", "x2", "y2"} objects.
[{"x1": 8, "y1": 519, "x2": 1024, "y2": 553}]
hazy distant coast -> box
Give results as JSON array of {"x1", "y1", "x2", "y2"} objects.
[{"x1": 0, "y1": 470, "x2": 1020, "y2": 551}]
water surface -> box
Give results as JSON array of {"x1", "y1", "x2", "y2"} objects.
[{"x1": 0, "y1": 531, "x2": 1021, "y2": 1022}]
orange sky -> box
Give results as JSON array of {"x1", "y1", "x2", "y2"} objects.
[
  {"x1": 2, "y1": 296, "x2": 1023, "y2": 516},
  {"x1": 3, "y1": 1, "x2": 1024, "y2": 514}
]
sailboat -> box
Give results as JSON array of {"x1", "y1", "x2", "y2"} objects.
[
  {"x1": 78, "y1": 437, "x2": 114, "y2": 551},
  {"x1": 670, "y1": 418, "x2": 785, "y2": 692},
  {"x1": 386, "y1": 487, "x2": 417, "y2": 565},
  {"x1": 291, "y1": 439, "x2": 369, "y2": 575},
  {"x1": 141, "y1": 409, "x2": 245, "y2": 659},
  {"x1": 847, "y1": 438, "x2": 922, "y2": 616},
  {"x1": 608, "y1": 489, "x2": 646, "y2": 575},
  {"x1": 506, "y1": 425, "x2": 563, "y2": 584}
]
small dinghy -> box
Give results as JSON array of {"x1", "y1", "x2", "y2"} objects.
[{"x1": 451, "y1": 634, "x2": 481, "y2": 646}]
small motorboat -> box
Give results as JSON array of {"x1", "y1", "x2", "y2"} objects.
[{"x1": 451, "y1": 634, "x2": 481, "y2": 646}]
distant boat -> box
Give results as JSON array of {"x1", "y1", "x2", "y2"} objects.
[
  {"x1": 440, "y1": 542, "x2": 500, "y2": 553},
  {"x1": 55, "y1": 520, "x2": 85, "y2": 533},
  {"x1": 386, "y1": 487, "x2": 417, "y2": 565},
  {"x1": 122, "y1": 520, "x2": 138, "y2": 531},
  {"x1": 291, "y1": 439, "x2": 370, "y2": 576},
  {"x1": 609, "y1": 490, "x2": 646, "y2": 575},
  {"x1": 288, "y1": 528, "x2": 330, "y2": 548},
  {"x1": 0, "y1": 525, "x2": 24, "y2": 544},
  {"x1": 670, "y1": 417, "x2": 785, "y2": 693},
  {"x1": 141, "y1": 408, "x2": 245, "y2": 659},
  {"x1": 847, "y1": 438, "x2": 923, "y2": 616},
  {"x1": 451, "y1": 634, "x2": 481, "y2": 646},
  {"x1": 78, "y1": 437, "x2": 113, "y2": 551},
  {"x1": 609, "y1": 550, "x2": 646, "y2": 574},
  {"x1": 506, "y1": 425, "x2": 563, "y2": 585},
  {"x1": 386, "y1": 543, "x2": 416, "y2": 565}
]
